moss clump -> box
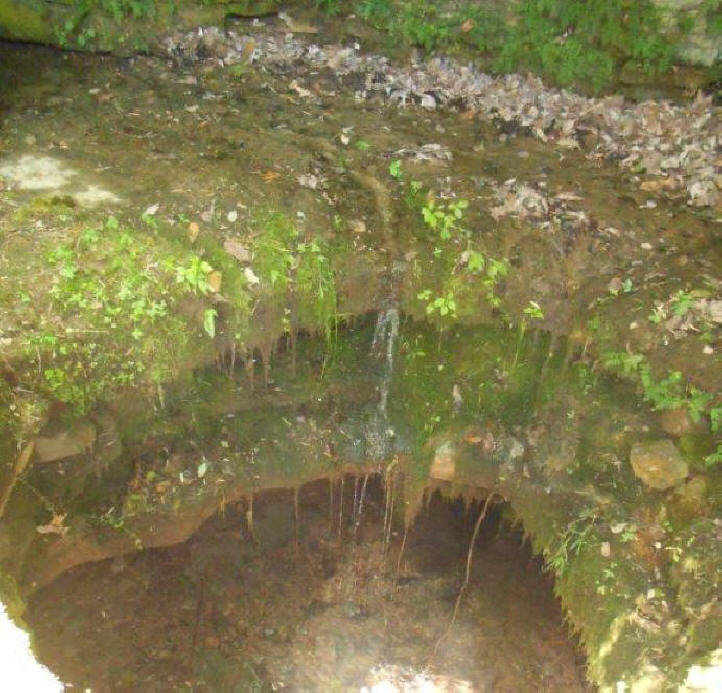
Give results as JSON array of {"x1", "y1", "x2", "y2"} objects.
[
  {"x1": 0, "y1": 0, "x2": 55, "y2": 44},
  {"x1": 250, "y1": 211, "x2": 338, "y2": 341}
]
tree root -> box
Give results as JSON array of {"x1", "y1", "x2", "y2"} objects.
[{"x1": 428, "y1": 492, "x2": 499, "y2": 665}]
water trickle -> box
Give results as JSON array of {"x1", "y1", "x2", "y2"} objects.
[
  {"x1": 371, "y1": 307, "x2": 400, "y2": 418},
  {"x1": 364, "y1": 308, "x2": 401, "y2": 462}
]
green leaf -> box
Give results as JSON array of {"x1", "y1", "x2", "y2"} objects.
[
  {"x1": 389, "y1": 159, "x2": 402, "y2": 179},
  {"x1": 203, "y1": 309, "x2": 218, "y2": 339}
]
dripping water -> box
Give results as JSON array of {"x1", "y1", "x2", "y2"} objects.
[{"x1": 371, "y1": 307, "x2": 399, "y2": 419}]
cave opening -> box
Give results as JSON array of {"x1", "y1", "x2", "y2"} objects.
[{"x1": 26, "y1": 475, "x2": 590, "y2": 690}]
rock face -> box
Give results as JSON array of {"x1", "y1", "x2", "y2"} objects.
[
  {"x1": 630, "y1": 439, "x2": 688, "y2": 490},
  {"x1": 34, "y1": 419, "x2": 96, "y2": 463}
]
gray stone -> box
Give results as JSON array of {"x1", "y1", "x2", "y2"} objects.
[
  {"x1": 34, "y1": 420, "x2": 97, "y2": 463},
  {"x1": 630, "y1": 439, "x2": 688, "y2": 490}
]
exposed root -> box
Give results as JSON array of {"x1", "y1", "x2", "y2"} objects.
[
  {"x1": 243, "y1": 347, "x2": 254, "y2": 390},
  {"x1": 353, "y1": 473, "x2": 370, "y2": 544},
  {"x1": 428, "y1": 492, "x2": 499, "y2": 665},
  {"x1": 294, "y1": 486, "x2": 300, "y2": 556},
  {"x1": 395, "y1": 523, "x2": 409, "y2": 583},
  {"x1": 246, "y1": 493, "x2": 255, "y2": 542},
  {"x1": 337, "y1": 476, "x2": 345, "y2": 540},
  {"x1": 260, "y1": 342, "x2": 272, "y2": 389},
  {"x1": 382, "y1": 458, "x2": 398, "y2": 564}
]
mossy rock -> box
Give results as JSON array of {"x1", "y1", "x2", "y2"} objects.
[{"x1": 0, "y1": 0, "x2": 56, "y2": 44}]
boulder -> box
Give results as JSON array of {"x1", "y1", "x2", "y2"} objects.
[{"x1": 630, "y1": 439, "x2": 688, "y2": 490}]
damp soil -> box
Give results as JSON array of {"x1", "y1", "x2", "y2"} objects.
[{"x1": 27, "y1": 479, "x2": 589, "y2": 691}]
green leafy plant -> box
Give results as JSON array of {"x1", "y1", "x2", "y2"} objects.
[
  {"x1": 251, "y1": 213, "x2": 337, "y2": 342},
  {"x1": 175, "y1": 256, "x2": 214, "y2": 295},
  {"x1": 648, "y1": 305, "x2": 664, "y2": 324},
  {"x1": 252, "y1": 212, "x2": 297, "y2": 292},
  {"x1": 388, "y1": 159, "x2": 403, "y2": 180},
  {"x1": 356, "y1": 0, "x2": 392, "y2": 25},
  {"x1": 671, "y1": 290, "x2": 695, "y2": 317},
  {"x1": 523, "y1": 300, "x2": 545, "y2": 321},
  {"x1": 603, "y1": 351, "x2": 718, "y2": 425},
  {"x1": 404, "y1": 179, "x2": 423, "y2": 208},
  {"x1": 546, "y1": 507, "x2": 598, "y2": 576},
  {"x1": 711, "y1": 406, "x2": 722, "y2": 433},
  {"x1": 315, "y1": 0, "x2": 342, "y2": 15},
  {"x1": 495, "y1": 0, "x2": 674, "y2": 92},
  {"x1": 421, "y1": 197, "x2": 469, "y2": 241},
  {"x1": 705, "y1": 444, "x2": 722, "y2": 468},
  {"x1": 512, "y1": 300, "x2": 545, "y2": 367},
  {"x1": 296, "y1": 239, "x2": 337, "y2": 342},
  {"x1": 417, "y1": 289, "x2": 457, "y2": 318},
  {"x1": 203, "y1": 308, "x2": 218, "y2": 339},
  {"x1": 57, "y1": 0, "x2": 157, "y2": 48},
  {"x1": 30, "y1": 219, "x2": 220, "y2": 414},
  {"x1": 411, "y1": 181, "x2": 509, "y2": 324}
]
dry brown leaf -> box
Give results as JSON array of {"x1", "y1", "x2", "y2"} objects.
[
  {"x1": 223, "y1": 239, "x2": 251, "y2": 262},
  {"x1": 208, "y1": 271, "x2": 222, "y2": 293},
  {"x1": 36, "y1": 512, "x2": 68, "y2": 536}
]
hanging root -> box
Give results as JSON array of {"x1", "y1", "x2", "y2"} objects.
[
  {"x1": 353, "y1": 473, "x2": 369, "y2": 544},
  {"x1": 337, "y1": 476, "x2": 345, "y2": 539},
  {"x1": 429, "y1": 492, "x2": 499, "y2": 665},
  {"x1": 244, "y1": 347, "x2": 255, "y2": 391},
  {"x1": 293, "y1": 486, "x2": 300, "y2": 556},
  {"x1": 382, "y1": 458, "x2": 398, "y2": 564},
  {"x1": 246, "y1": 493, "x2": 256, "y2": 542},
  {"x1": 260, "y1": 342, "x2": 272, "y2": 389},
  {"x1": 395, "y1": 523, "x2": 409, "y2": 583}
]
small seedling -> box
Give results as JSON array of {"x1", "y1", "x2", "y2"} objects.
[{"x1": 389, "y1": 159, "x2": 403, "y2": 180}]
